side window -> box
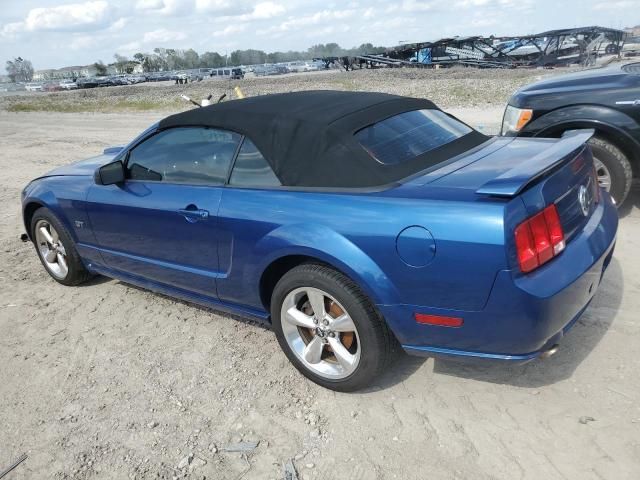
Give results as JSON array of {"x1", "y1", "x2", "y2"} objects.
[
  {"x1": 229, "y1": 138, "x2": 280, "y2": 187},
  {"x1": 127, "y1": 127, "x2": 241, "y2": 185}
]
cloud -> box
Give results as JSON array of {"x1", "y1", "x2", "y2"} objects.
[
  {"x1": 137, "y1": 0, "x2": 252, "y2": 15},
  {"x1": 143, "y1": 28, "x2": 187, "y2": 43},
  {"x1": 305, "y1": 24, "x2": 351, "y2": 38},
  {"x1": 247, "y1": 2, "x2": 286, "y2": 19},
  {"x1": 1, "y1": 22, "x2": 24, "y2": 38},
  {"x1": 108, "y1": 17, "x2": 129, "y2": 32},
  {"x1": 195, "y1": 0, "x2": 238, "y2": 13},
  {"x1": 136, "y1": 0, "x2": 195, "y2": 16},
  {"x1": 401, "y1": 0, "x2": 435, "y2": 11},
  {"x1": 136, "y1": 0, "x2": 164, "y2": 9},
  {"x1": 212, "y1": 24, "x2": 247, "y2": 37},
  {"x1": 592, "y1": 0, "x2": 639, "y2": 9},
  {"x1": 5, "y1": 1, "x2": 116, "y2": 34},
  {"x1": 69, "y1": 35, "x2": 101, "y2": 51},
  {"x1": 455, "y1": 0, "x2": 532, "y2": 7},
  {"x1": 117, "y1": 40, "x2": 143, "y2": 53},
  {"x1": 258, "y1": 8, "x2": 357, "y2": 35}
]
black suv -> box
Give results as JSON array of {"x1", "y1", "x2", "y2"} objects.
[{"x1": 502, "y1": 62, "x2": 640, "y2": 205}]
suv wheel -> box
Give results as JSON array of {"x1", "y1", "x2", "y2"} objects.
[
  {"x1": 271, "y1": 263, "x2": 395, "y2": 392},
  {"x1": 588, "y1": 137, "x2": 633, "y2": 206}
]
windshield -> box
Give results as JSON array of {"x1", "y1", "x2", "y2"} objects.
[{"x1": 355, "y1": 109, "x2": 473, "y2": 165}]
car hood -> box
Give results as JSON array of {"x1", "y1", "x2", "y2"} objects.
[
  {"x1": 511, "y1": 62, "x2": 638, "y2": 104},
  {"x1": 41, "y1": 152, "x2": 118, "y2": 178}
]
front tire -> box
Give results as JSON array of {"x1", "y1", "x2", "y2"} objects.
[
  {"x1": 31, "y1": 207, "x2": 92, "y2": 286},
  {"x1": 588, "y1": 137, "x2": 633, "y2": 206},
  {"x1": 271, "y1": 263, "x2": 394, "y2": 392}
]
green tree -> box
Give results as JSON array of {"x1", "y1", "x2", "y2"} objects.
[
  {"x1": 93, "y1": 61, "x2": 108, "y2": 76},
  {"x1": 200, "y1": 51, "x2": 224, "y2": 68},
  {"x1": 183, "y1": 49, "x2": 199, "y2": 69},
  {"x1": 5, "y1": 57, "x2": 34, "y2": 82},
  {"x1": 113, "y1": 54, "x2": 131, "y2": 74}
]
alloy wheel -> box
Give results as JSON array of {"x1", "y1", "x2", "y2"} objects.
[
  {"x1": 280, "y1": 287, "x2": 361, "y2": 379},
  {"x1": 593, "y1": 157, "x2": 612, "y2": 192},
  {"x1": 34, "y1": 219, "x2": 68, "y2": 279}
]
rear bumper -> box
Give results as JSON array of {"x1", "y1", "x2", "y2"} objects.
[{"x1": 379, "y1": 192, "x2": 618, "y2": 362}]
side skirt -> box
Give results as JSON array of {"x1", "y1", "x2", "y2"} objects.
[{"x1": 88, "y1": 264, "x2": 270, "y2": 324}]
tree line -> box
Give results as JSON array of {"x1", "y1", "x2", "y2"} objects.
[
  {"x1": 107, "y1": 43, "x2": 387, "y2": 73},
  {"x1": 4, "y1": 43, "x2": 388, "y2": 81}
]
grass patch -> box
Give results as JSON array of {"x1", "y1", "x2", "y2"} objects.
[{"x1": 6, "y1": 98, "x2": 178, "y2": 113}]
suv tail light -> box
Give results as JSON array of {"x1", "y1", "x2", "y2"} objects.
[{"x1": 514, "y1": 204, "x2": 565, "y2": 273}]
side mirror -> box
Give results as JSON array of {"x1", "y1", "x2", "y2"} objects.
[{"x1": 95, "y1": 160, "x2": 125, "y2": 185}]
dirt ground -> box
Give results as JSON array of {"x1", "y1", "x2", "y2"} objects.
[{"x1": 0, "y1": 111, "x2": 639, "y2": 480}]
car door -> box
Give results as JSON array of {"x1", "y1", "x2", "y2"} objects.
[
  {"x1": 86, "y1": 126, "x2": 241, "y2": 298},
  {"x1": 216, "y1": 137, "x2": 282, "y2": 309}
]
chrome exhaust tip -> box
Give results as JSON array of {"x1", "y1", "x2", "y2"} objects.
[{"x1": 539, "y1": 344, "x2": 559, "y2": 359}]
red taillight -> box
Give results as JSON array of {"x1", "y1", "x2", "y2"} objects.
[{"x1": 514, "y1": 204, "x2": 565, "y2": 273}]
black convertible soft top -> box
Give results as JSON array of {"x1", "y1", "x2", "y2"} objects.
[{"x1": 159, "y1": 90, "x2": 487, "y2": 188}]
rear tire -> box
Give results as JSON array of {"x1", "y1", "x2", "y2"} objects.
[
  {"x1": 30, "y1": 207, "x2": 92, "y2": 286},
  {"x1": 588, "y1": 136, "x2": 633, "y2": 206},
  {"x1": 271, "y1": 263, "x2": 394, "y2": 392}
]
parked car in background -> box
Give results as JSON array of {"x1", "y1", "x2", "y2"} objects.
[
  {"x1": 210, "y1": 68, "x2": 244, "y2": 79},
  {"x1": 309, "y1": 61, "x2": 325, "y2": 71},
  {"x1": 502, "y1": 61, "x2": 640, "y2": 206},
  {"x1": 0, "y1": 83, "x2": 26, "y2": 92},
  {"x1": 76, "y1": 77, "x2": 114, "y2": 88},
  {"x1": 230, "y1": 68, "x2": 244, "y2": 79},
  {"x1": 21, "y1": 91, "x2": 617, "y2": 391},
  {"x1": 253, "y1": 65, "x2": 280, "y2": 76},
  {"x1": 25, "y1": 82, "x2": 43, "y2": 92},
  {"x1": 171, "y1": 71, "x2": 189, "y2": 83},
  {"x1": 43, "y1": 83, "x2": 63, "y2": 92},
  {"x1": 146, "y1": 72, "x2": 173, "y2": 82},
  {"x1": 126, "y1": 75, "x2": 147, "y2": 84},
  {"x1": 287, "y1": 61, "x2": 303, "y2": 72},
  {"x1": 59, "y1": 79, "x2": 78, "y2": 90}
]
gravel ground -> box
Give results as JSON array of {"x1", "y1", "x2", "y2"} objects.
[
  {"x1": 1, "y1": 104, "x2": 639, "y2": 480},
  {"x1": 0, "y1": 67, "x2": 569, "y2": 114}
]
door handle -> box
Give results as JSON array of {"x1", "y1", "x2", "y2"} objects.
[{"x1": 178, "y1": 206, "x2": 209, "y2": 223}]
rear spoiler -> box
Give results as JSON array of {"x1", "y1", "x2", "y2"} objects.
[{"x1": 476, "y1": 129, "x2": 594, "y2": 197}]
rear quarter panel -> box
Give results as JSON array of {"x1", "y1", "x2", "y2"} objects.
[{"x1": 217, "y1": 187, "x2": 511, "y2": 315}]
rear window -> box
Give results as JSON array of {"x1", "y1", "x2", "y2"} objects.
[{"x1": 355, "y1": 109, "x2": 473, "y2": 165}]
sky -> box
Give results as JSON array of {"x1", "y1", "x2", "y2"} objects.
[{"x1": 0, "y1": 0, "x2": 638, "y2": 70}]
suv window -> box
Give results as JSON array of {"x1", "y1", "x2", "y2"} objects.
[
  {"x1": 127, "y1": 127, "x2": 241, "y2": 185},
  {"x1": 229, "y1": 138, "x2": 280, "y2": 187},
  {"x1": 355, "y1": 109, "x2": 472, "y2": 165}
]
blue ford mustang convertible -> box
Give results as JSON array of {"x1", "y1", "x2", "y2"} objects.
[{"x1": 21, "y1": 91, "x2": 618, "y2": 391}]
